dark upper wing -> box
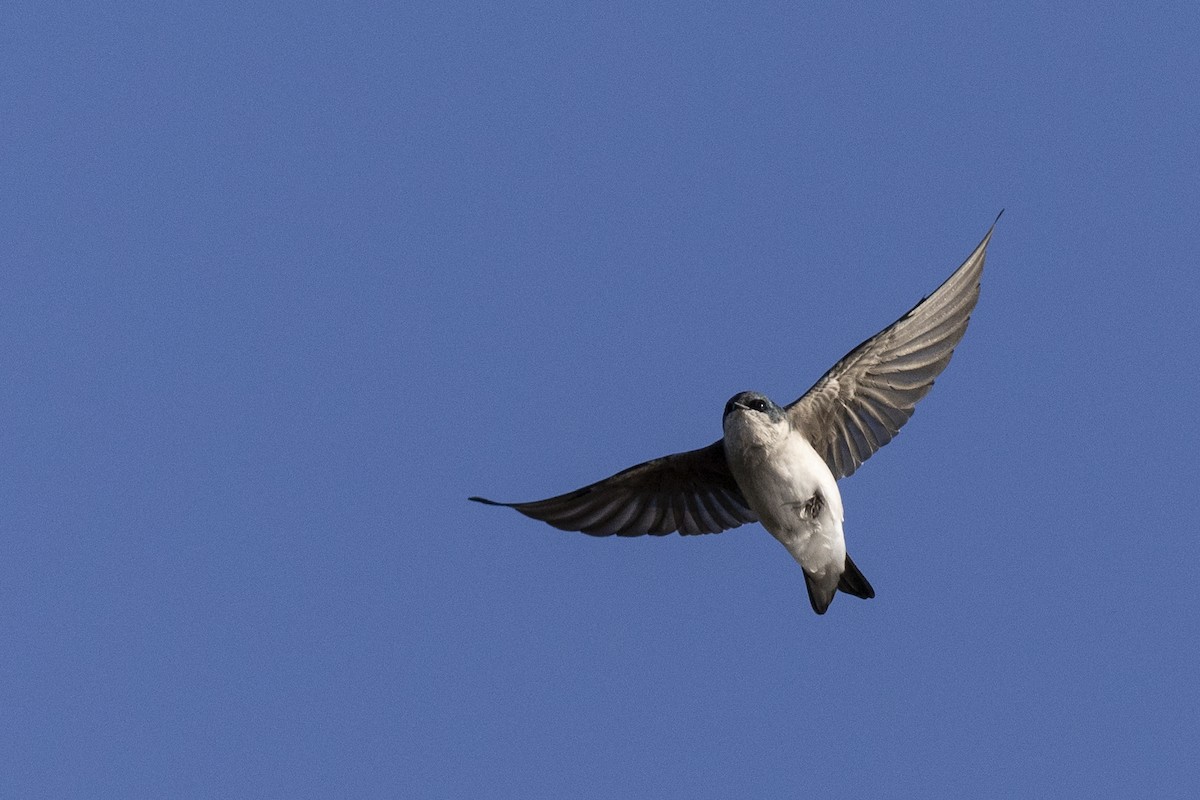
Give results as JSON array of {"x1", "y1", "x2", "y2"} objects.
[
  {"x1": 787, "y1": 216, "x2": 998, "y2": 479},
  {"x1": 469, "y1": 440, "x2": 757, "y2": 536}
]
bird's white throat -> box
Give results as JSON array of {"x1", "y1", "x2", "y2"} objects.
[{"x1": 722, "y1": 410, "x2": 790, "y2": 458}]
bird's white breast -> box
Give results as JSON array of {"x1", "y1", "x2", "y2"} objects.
[
  {"x1": 728, "y1": 431, "x2": 841, "y2": 526},
  {"x1": 724, "y1": 416, "x2": 845, "y2": 577}
]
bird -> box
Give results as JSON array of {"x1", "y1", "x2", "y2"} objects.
[{"x1": 471, "y1": 216, "x2": 998, "y2": 614}]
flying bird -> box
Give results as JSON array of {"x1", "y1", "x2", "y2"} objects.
[{"x1": 472, "y1": 217, "x2": 998, "y2": 614}]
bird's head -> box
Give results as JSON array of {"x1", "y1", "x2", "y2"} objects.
[{"x1": 722, "y1": 391, "x2": 789, "y2": 448}]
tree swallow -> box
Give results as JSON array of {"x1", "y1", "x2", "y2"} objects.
[{"x1": 472, "y1": 218, "x2": 998, "y2": 614}]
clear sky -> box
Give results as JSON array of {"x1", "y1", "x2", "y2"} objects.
[{"x1": 4, "y1": 2, "x2": 1198, "y2": 797}]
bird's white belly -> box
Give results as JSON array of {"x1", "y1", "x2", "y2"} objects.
[{"x1": 728, "y1": 433, "x2": 846, "y2": 578}]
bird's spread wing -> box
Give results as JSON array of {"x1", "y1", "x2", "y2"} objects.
[
  {"x1": 470, "y1": 440, "x2": 757, "y2": 536},
  {"x1": 787, "y1": 216, "x2": 998, "y2": 479}
]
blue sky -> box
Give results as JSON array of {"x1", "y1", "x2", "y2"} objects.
[{"x1": 4, "y1": 2, "x2": 1198, "y2": 797}]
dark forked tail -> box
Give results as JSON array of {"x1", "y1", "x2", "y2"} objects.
[{"x1": 806, "y1": 553, "x2": 876, "y2": 615}]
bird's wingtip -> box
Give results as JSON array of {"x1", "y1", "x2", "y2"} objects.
[{"x1": 974, "y1": 210, "x2": 1004, "y2": 251}]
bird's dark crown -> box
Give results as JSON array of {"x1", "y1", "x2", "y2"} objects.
[{"x1": 723, "y1": 391, "x2": 783, "y2": 421}]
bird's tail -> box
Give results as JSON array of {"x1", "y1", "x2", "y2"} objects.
[
  {"x1": 837, "y1": 553, "x2": 875, "y2": 600},
  {"x1": 805, "y1": 553, "x2": 875, "y2": 614}
]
